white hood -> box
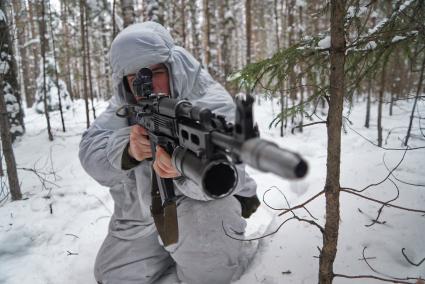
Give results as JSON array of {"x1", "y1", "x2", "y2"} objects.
[{"x1": 109, "y1": 21, "x2": 201, "y2": 99}]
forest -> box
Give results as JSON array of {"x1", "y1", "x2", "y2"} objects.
[{"x1": 0, "y1": 0, "x2": 424, "y2": 283}]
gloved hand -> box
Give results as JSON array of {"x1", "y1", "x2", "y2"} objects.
[
  {"x1": 234, "y1": 195, "x2": 261, "y2": 219},
  {"x1": 125, "y1": 125, "x2": 181, "y2": 178},
  {"x1": 128, "y1": 125, "x2": 152, "y2": 161}
]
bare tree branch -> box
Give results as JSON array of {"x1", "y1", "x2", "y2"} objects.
[
  {"x1": 343, "y1": 149, "x2": 408, "y2": 193},
  {"x1": 334, "y1": 273, "x2": 418, "y2": 284},
  {"x1": 365, "y1": 178, "x2": 399, "y2": 227},
  {"x1": 402, "y1": 248, "x2": 425, "y2": 267},
  {"x1": 291, "y1": 121, "x2": 327, "y2": 131},
  {"x1": 341, "y1": 188, "x2": 425, "y2": 214},
  {"x1": 383, "y1": 154, "x2": 425, "y2": 187},
  {"x1": 334, "y1": 246, "x2": 424, "y2": 283},
  {"x1": 278, "y1": 190, "x2": 325, "y2": 217}
]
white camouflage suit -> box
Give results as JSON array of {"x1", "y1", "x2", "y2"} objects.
[{"x1": 79, "y1": 22, "x2": 257, "y2": 284}]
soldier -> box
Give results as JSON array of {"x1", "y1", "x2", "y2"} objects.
[{"x1": 79, "y1": 22, "x2": 259, "y2": 284}]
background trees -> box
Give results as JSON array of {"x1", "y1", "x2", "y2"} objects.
[{"x1": 2, "y1": 0, "x2": 421, "y2": 122}]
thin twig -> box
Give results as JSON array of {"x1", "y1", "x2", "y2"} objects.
[
  {"x1": 65, "y1": 233, "x2": 80, "y2": 239},
  {"x1": 357, "y1": 246, "x2": 422, "y2": 283},
  {"x1": 268, "y1": 187, "x2": 324, "y2": 233},
  {"x1": 262, "y1": 186, "x2": 287, "y2": 210},
  {"x1": 334, "y1": 273, "x2": 418, "y2": 284},
  {"x1": 302, "y1": 206, "x2": 319, "y2": 221},
  {"x1": 292, "y1": 215, "x2": 324, "y2": 233},
  {"x1": 365, "y1": 178, "x2": 399, "y2": 227},
  {"x1": 402, "y1": 248, "x2": 425, "y2": 267},
  {"x1": 292, "y1": 121, "x2": 327, "y2": 130},
  {"x1": 66, "y1": 250, "x2": 78, "y2": 256},
  {"x1": 278, "y1": 190, "x2": 325, "y2": 217},
  {"x1": 341, "y1": 188, "x2": 425, "y2": 214},
  {"x1": 383, "y1": 155, "x2": 425, "y2": 187},
  {"x1": 343, "y1": 149, "x2": 408, "y2": 193}
]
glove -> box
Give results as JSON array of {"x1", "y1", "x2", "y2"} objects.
[{"x1": 234, "y1": 195, "x2": 261, "y2": 219}]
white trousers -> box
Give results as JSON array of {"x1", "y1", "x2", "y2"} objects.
[{"x1": 94, "y1": 196, "x2": 247, "y2": 284}]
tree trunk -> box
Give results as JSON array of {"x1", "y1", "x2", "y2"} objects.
[
  {"x1": 0, "y1": 7, "x2": 22, "y2": 200},
  {"x1": 0, "y1": 143, "x2": 3, "y2": 177},
  {"x1": 28, "y1": 0, "x2": 41, "y2": 103},
  {"x1": 245, "y1": 0, "x2": 252, "y2": 96},
  {"x1": 80, "y1": 0, "x2": 90, "y2": 129},
  {"x1": 121, "y1": 0, "x2": 135, "y2": 28},
  {"x1": 318, "y1": 1, "x2": 345, "y2": 283},
  {"x1": 100, "y1": 0, "x2": 113, "y2": 99},
  {"x1": 39, "y1": 0, "x2": 54, "y2": 141},
  {"x1": 60, "y1": 0, "x2": 74, "y2": 101},
  {"x1": 298, "y1": 5, "x2": 304, "y2": 133},
  {"x1": 245, "y1": 0, "x2": 252, "y2": 66},
  {"x1": 389, "y1": 92, "x2": 394, "y2": 116},
  {"x1": 0, "y1": 77, "x2": 22, "y2": 200},
  {"x1": 220, "y1": 0, "x2": 235, "y2": 92},
  {"x1": 112, "y1": 0, "x2": 117, "y2": 38},
  {"x1": 85, "y1": 3, "x2": 96, "y2": 119},
  {"x1": 377, "y1": 62, "x2": 387, "y2": 147},
  {"x1": 299, "y1": 80, "x2": 304, "y2": 133},
  {"x1": 405, "y1": 56, "x2": 425, "y2": 146},
  {"x1": 0, "y1": 0, "x2": 25, "y2": 142},
  {"x1": 364, "y1": 78, "x2": 371, "y2": 128},
  {"x1": 189, "y1": 0, "x2": 201, "y2": 62},
  {"x1": 284, "y1": 94, "x2": 288, "y2": 128},
  {"x1": 181, "y1": 0, "x2": 186, "y2": 47},
  {"x1": 12, "y1": 0, "x2": 34, "y2": 108},
  {"x1": 203, "y1": 0, "x2": 211, "y2": 69},
  {"x1": 48, "y1": 0, "x2": 66, "y2": 132},
  {"x1": 287, "y1": 0, "x2": 297, "y2": 100},
  {"x1": 275, "y1": 0, "x2": 285, "y2": 137}
]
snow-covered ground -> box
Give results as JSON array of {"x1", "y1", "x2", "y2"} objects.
[{"x1": 0, "y1": 97, "x2": 424, "y2": 284}]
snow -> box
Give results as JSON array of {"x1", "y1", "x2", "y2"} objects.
[
  {"x1": 1, "y1": 96, "x2": 424, "y2": 283},
  {"x1": 0, "y1": 9, "x2": 5, "y2": 22},
  {"x1": 365, "y1": 40, "x2": 377, "y2": 50},
  {"x1": 400, "y1": 0, "x2": 415, "y2": 11},
  {"x1": 368, "y1": 18, "x2": 388, "y2": 35},
  {"x1": 368, "y1": 0, "x2": 414, "y2": 36},
  {"x1": 347, "y1": 6, "x2": 368, "y2": 19},
  {"x1": 22, "y1": 38, "x2": 41, "y2": 49},
  {"x1": 295, "y1": 0, "x2": 306, "y2": 7},
  {"x1": 392, "y1": 35, "x2": 406, "y2": 43},
  {"x1": 224, "y1": 10, "x2": 233, "y2": 20},
  {"x1": 34, "y1": 62, "x2": 72, "y2": 114},
  {"x1": 317, "y1": 36, "x2": 331, "y2": 49},
  {"x1": 0, "y1": 59, "x2": 9, "y2": 75}
]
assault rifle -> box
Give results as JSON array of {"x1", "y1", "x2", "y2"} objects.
[{"x1": 117, "y1": 67, "x2": 308, "y2": 246}]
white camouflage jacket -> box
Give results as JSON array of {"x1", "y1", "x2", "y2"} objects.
[{"x1": 78, "y1": 22, "x2": 257, "y2": 240}]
